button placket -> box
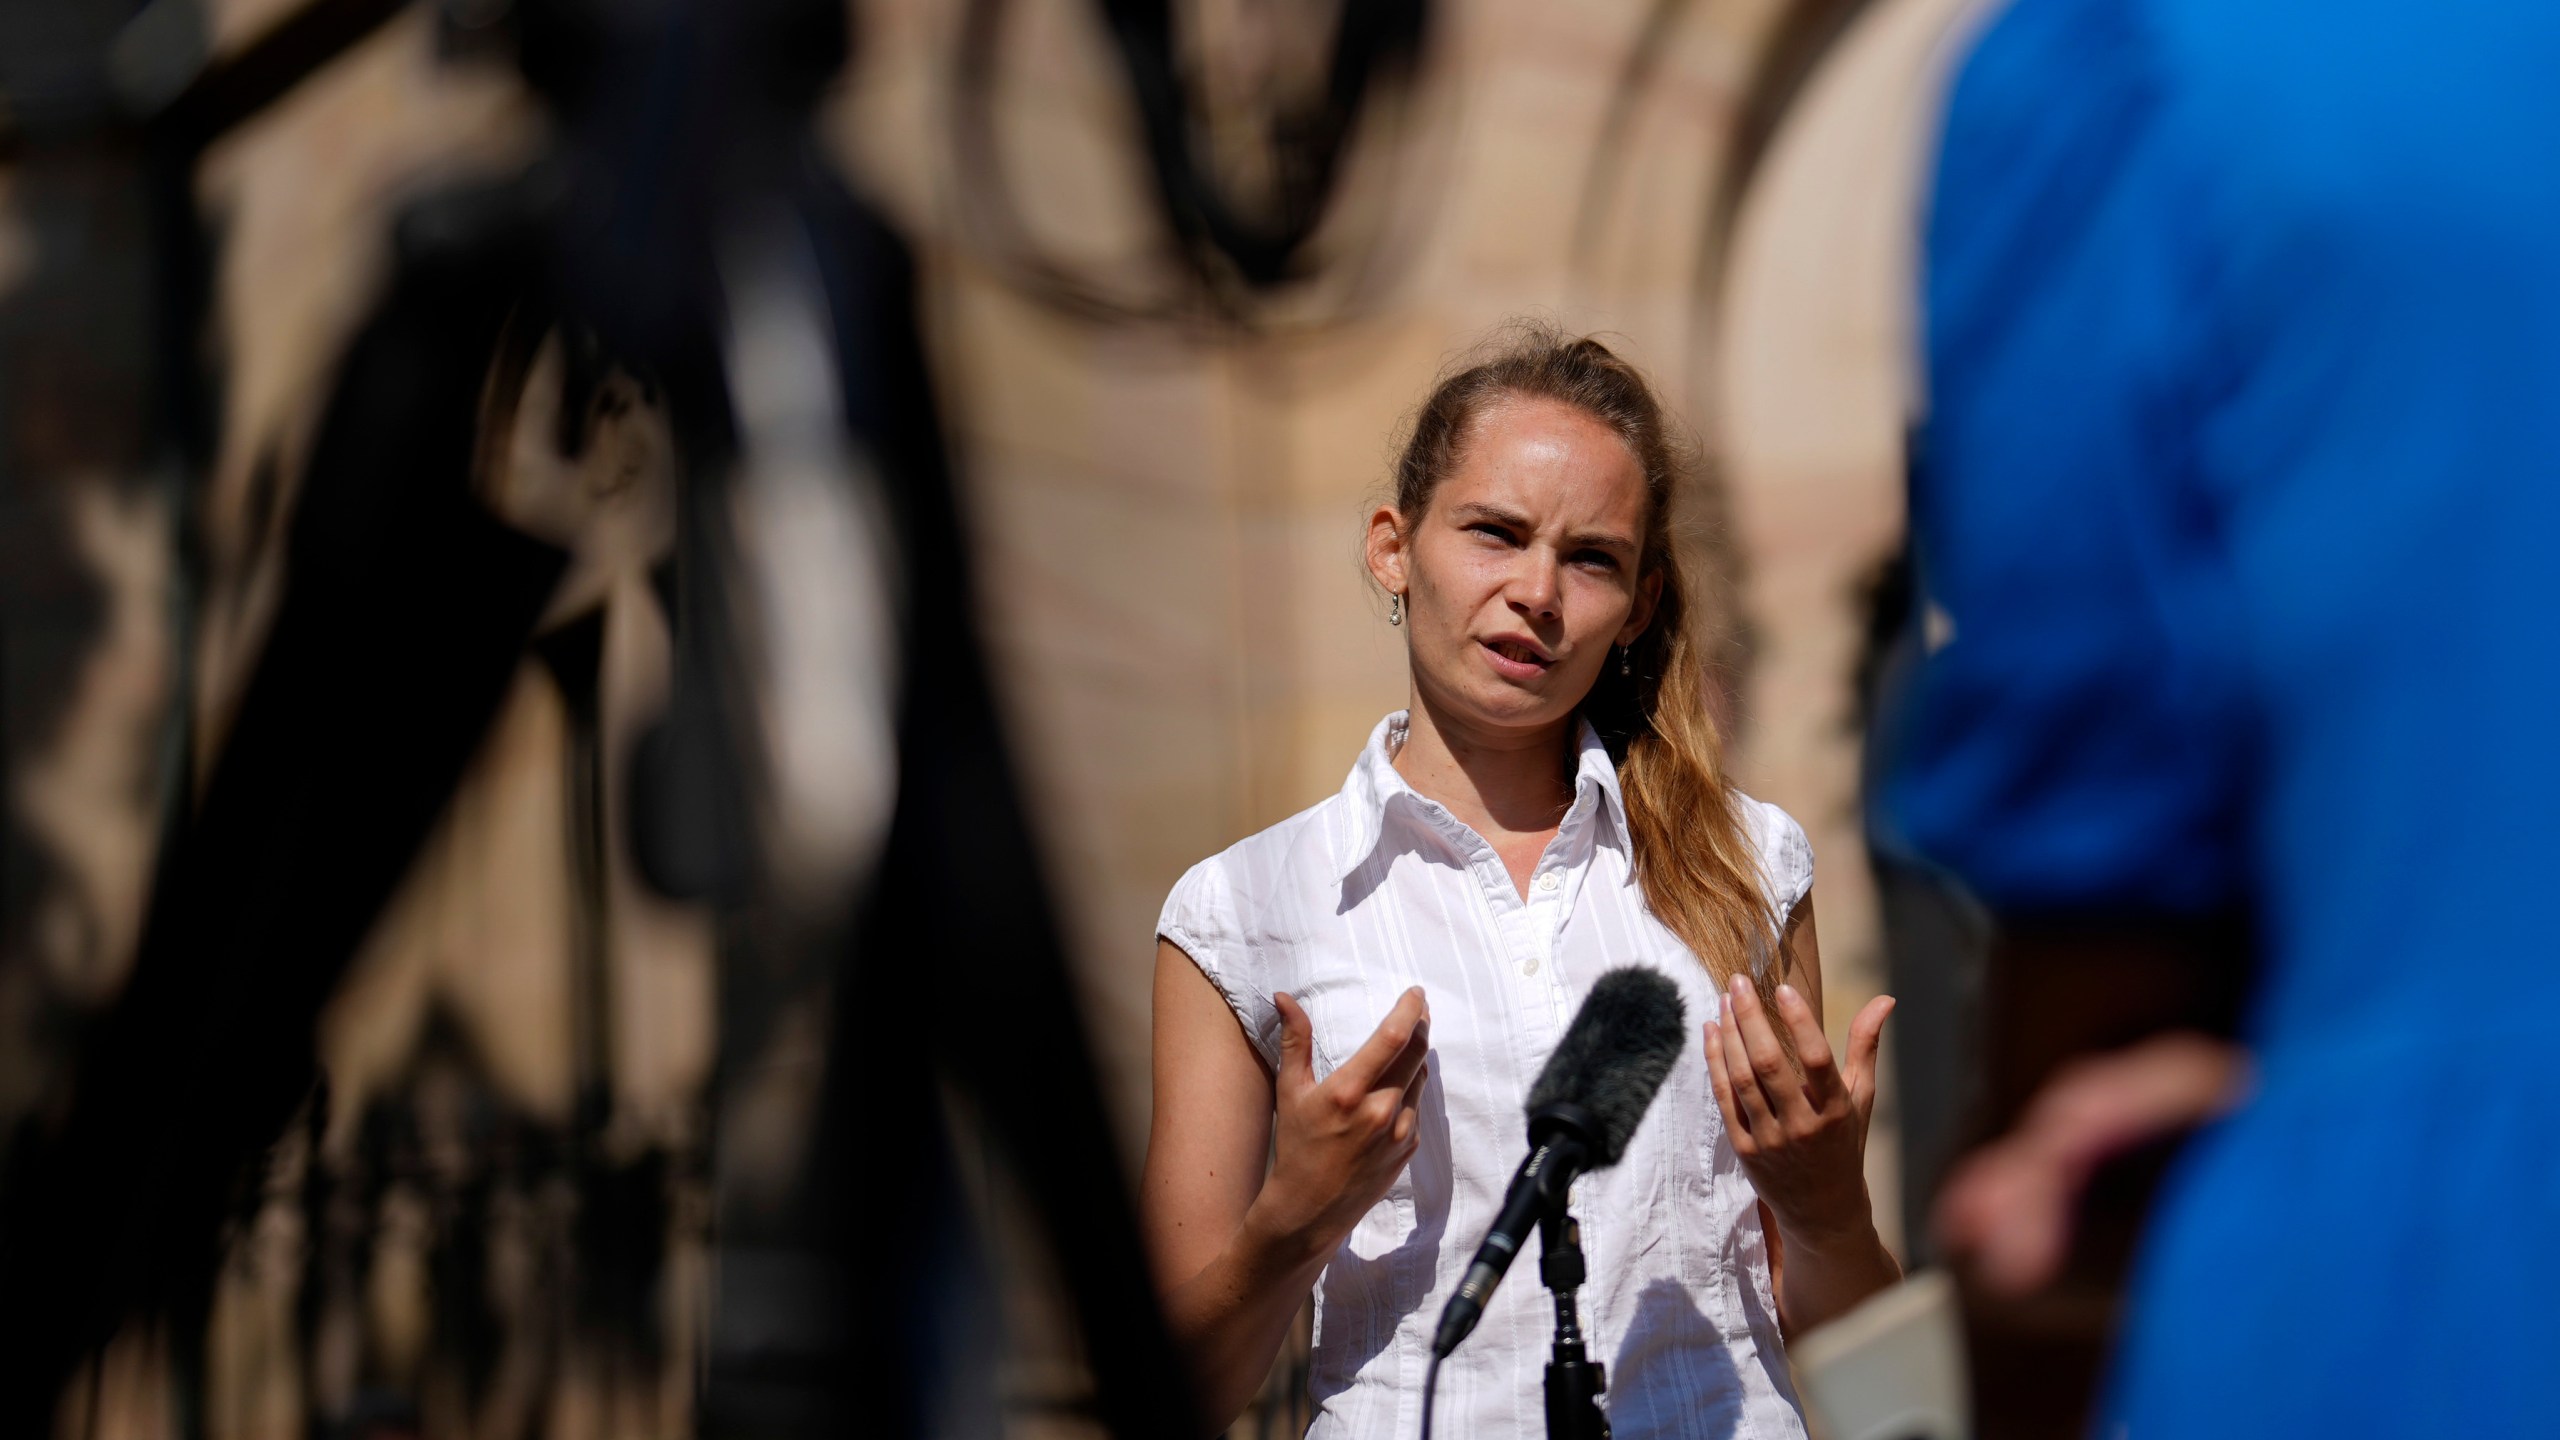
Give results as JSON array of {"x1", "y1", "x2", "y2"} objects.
[
  {"x1": 1486, "y1": 892, "x2": 1540, "y2": 994},
  {"x1": 1531, "y1": 850, "x2": 1584, "y2": 989},
  {"x1": 1518, "y1": 874, "x2": 1550, "y2": 977}
]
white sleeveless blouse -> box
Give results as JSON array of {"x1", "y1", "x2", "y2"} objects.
[{"x1": 1158, "y1": 713, "x2": 1813, "y2": 1440}]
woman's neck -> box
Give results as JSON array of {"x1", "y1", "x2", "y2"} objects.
[{"x1": 1392, "y1": 686, "x2": 1576, "y2": 845}]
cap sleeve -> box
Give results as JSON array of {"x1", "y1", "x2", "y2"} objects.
[
  {"x1": 1742, "y1": 795, "x2": 1816, "y2": 933},
  {"x1": 1156, "y1": 856, "x2": 1281, "y2": 1068}
]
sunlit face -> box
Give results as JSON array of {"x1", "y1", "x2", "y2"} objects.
[{"x1": 1368, "y1": 396, "x2": 1660, "y2": 737}]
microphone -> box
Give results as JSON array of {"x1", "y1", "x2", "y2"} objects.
[{"x1": 1429, "y1": 967, "x2": 1688, "y2": 1359}]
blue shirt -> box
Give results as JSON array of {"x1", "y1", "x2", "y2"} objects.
[{"x1": 1886, "y1": 0, "x2": 2560, "y2": 1431}]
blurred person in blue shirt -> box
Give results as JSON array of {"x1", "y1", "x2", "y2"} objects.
[{"x1": 1882, "y1": 0, "x2": 2560, "y2": 1434}]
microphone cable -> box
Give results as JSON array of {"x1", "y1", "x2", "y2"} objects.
[{"x1": 1420, "y1": 1350, "x2": 1444, "y2": 1440}]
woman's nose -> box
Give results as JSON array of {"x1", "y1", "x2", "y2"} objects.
[{"x1": 1506, "y1": 559, "x2": 1562, "y2": 619}]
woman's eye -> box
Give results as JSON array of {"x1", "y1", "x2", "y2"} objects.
[
  {"x1": 1574, "y1": 551, "x2": 1620, "y2": 572},
  {"x1": 1469, "y1": 523, "x2": 1517, "y2": 545}
]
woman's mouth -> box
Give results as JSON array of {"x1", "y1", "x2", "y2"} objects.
[{"x1": 1482, "y1": 638, "x2": 1555, "y2": 679}]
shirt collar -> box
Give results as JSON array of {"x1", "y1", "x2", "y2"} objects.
[{"x1": 1334, "y1": 710, "x2": 1629, "y2": 883}]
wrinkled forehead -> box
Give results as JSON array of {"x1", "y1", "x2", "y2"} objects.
[{"x1": 1435, "y1": 394, "x2": 1652, "y2": 536}]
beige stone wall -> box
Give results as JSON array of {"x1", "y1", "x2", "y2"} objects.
[
  {"x1": 839, "y1": 0, "x2": 1765, "y2": 1162},
  {"x1": 831, "y1": 0, "x2": 1981, "y2": 1259}
]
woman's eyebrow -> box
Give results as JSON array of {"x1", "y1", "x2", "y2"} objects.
[
  {"x1": 1449, "y1": 502, "x2": 1638, "y2": 556},
  {"x1": 1568, "y1": 528, "x2": 1639, "y2": 555},
  {"x1": 1447, "y1": 501, "x2": 1534, "y2": 529}
]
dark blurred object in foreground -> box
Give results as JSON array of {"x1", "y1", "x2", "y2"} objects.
[{"x1": 0, "y1": 0, "x2": 1191, "y2": 1434}]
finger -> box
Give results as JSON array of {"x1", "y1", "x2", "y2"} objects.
[
  {"x1": 1372, "y1": 1012, "x2": 1432, "y2": 1099},
  {"x1": 1704, "y1": 1020, "x2": 1752, "y2": 1144},
  {"x1": 1273, "y1": 991, "x2": 1316, "y2": 1092},
  {"x1": 1727, "y1": 975, "x2": 1811, "y2": 1125},
  {"x1": 1331, "y1": 986, "x2": 1429, "y2": 1095},
  {"x1": 1772, "y1": 983, "x2": 1841, "y2": 1110},
  {"x1": 2019, "y1": 1033, "x2": 2245, "y2": 1174},
  {"x1": 1717, "y1": 1001, "x2": 1780, "y2": 1140},
  {"x1": 1391, "y1": 1054, "x2": 1430, "y2": 1145},
  {"x1": 1845, "y1": 995, "x2": 1895, "y2": 1118},
  {"x1": 1932, "y1": 1152, "x2": 1997, "y2": 1260}
]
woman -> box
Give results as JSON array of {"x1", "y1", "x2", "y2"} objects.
[{"x1": 1144, "y1": 327, "x2": 1899, "y2": 1438}]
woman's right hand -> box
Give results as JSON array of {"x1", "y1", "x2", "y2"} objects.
[{"x1": 1248, "y1": 986, "x2": 1432, "y2": 1261}]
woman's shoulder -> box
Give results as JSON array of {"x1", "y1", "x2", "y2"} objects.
[
  {"x1": 1157, "y1": 796, "x2": 1348, "y2": 1067},
  {"x1": 1730, "y1": 789, "x2": 1816, "y2": 923},
  {"x1": 1157, "y1": 792, "x2": 1348, "y2": 952}
]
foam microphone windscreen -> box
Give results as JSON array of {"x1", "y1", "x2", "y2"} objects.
[{"x1": 1525, "y1": 967, "x2": 1689, "y2": 1166}]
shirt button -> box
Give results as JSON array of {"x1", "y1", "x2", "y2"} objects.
[
  {"x1": 1522, "y1": 954, "x2": 1541, "y2": 976},
  {"x1": 1535, "y1": 872, "x2": 1561, "y2": 893}
]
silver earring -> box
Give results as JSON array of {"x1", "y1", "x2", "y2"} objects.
[
  {"x1": 1618, "y1": 646, "x2": 1632, "y2": 677},
  {"x1": 1388, "y1": 592, "x2": 1404, "y2": 627}
]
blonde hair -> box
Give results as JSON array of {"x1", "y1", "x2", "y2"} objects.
[{"x1": 1389, "y1": 322, "x2": 1777, "y2": 996}]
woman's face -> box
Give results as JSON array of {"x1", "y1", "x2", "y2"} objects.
[{"x1": 1368, "y1": 396, "x2": 1660, "y2": 738}]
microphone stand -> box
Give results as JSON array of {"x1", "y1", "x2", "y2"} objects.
[{"x1": 1539, "y1": 1209, "x2": 1610, "y2": 1440}]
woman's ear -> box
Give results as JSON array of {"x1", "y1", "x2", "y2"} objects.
[
  {"x1": 1364, "y1": 506, "x2": 1409, "y2": 597},
  {"x1": 1616, "y1": 568, "x2": 1664, "y2": 647}
]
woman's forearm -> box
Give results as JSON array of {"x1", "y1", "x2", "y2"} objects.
[
  {"x1": 1773, "y1": 1213, "x2": 1902, "y2": 1339},
  {"x1": 1161, "y1": 1200, "x2": 1335, "y2": 1431}
]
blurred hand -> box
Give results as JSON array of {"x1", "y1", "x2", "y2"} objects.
[
  {"x1": 1250, "y1": 987, "x2": 1431, "y2": 1259},
  {"x1": 1936, "y1": 1031, "x2": 2249, "y2": 1296},
  {"x1": 1707, "y1": 973, "x2": 1894, "y2": 1245}
]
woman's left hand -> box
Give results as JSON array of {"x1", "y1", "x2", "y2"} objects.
[{"x1": 1706, "y1": 972, "x2": 1894, "y2": 1246}]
